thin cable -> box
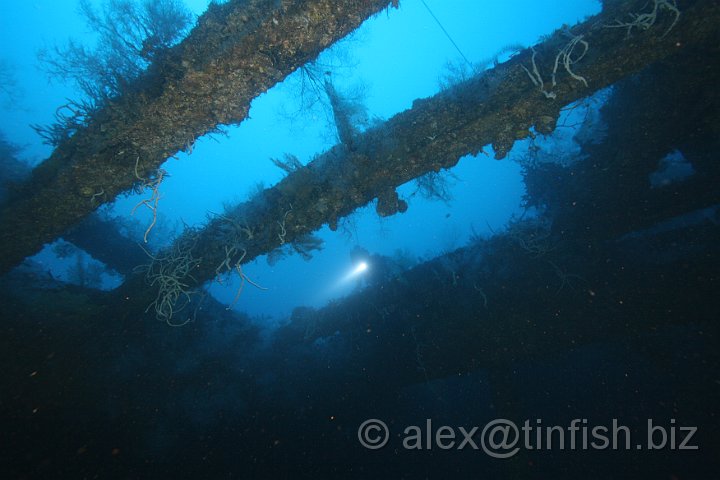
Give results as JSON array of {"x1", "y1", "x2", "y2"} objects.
[{"x1": 420, "y1": 0, "x2": 473, "y2": 68}]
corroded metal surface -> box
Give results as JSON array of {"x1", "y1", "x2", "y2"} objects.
[
  {"x1": 0, "y1": 0, "x2": 393, "y2": 274},
  {"x1": 147, "y1": 0, "x2": 716, "y2": 297}
]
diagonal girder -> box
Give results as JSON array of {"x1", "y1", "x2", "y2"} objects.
[
  {"x1": 113, "y1": 0, "x2": 720, "y2": 320},
  {"x1": 0, "y1": 0, "x2": 394, "y2": 275}
]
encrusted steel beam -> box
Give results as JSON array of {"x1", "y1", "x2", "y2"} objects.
[
  {"x1": 113, "y1": 0, "x2": 719, "y2": 321},
  {"x1": 0, "y1": 0, "x2": 394, "y2": 274}
]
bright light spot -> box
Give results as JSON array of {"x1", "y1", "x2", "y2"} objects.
[
  {"x1": 337, "y1": 261, "x2": 370, "y2": 286},
  {"x1": 317, "y1": 260, "x2": 371, "y2": 303},
  {"x1": 353, "y1": 261, "x2": 368, "y2": 275}
]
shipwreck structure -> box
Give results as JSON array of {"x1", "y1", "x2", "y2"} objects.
[
  {"x1": 1, "y1": 0, "x2": 718, "y2": 357},
  {"x1": 2, "y1": 0, "x2": 719, "y2": 477}
]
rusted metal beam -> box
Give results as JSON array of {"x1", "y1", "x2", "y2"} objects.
[
  {"x1": 0, "y1": 0, "x2": 394, "y2": 274},
  {"x1": 112, "y1": 0, "x2": 718, "y2": 322}
]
